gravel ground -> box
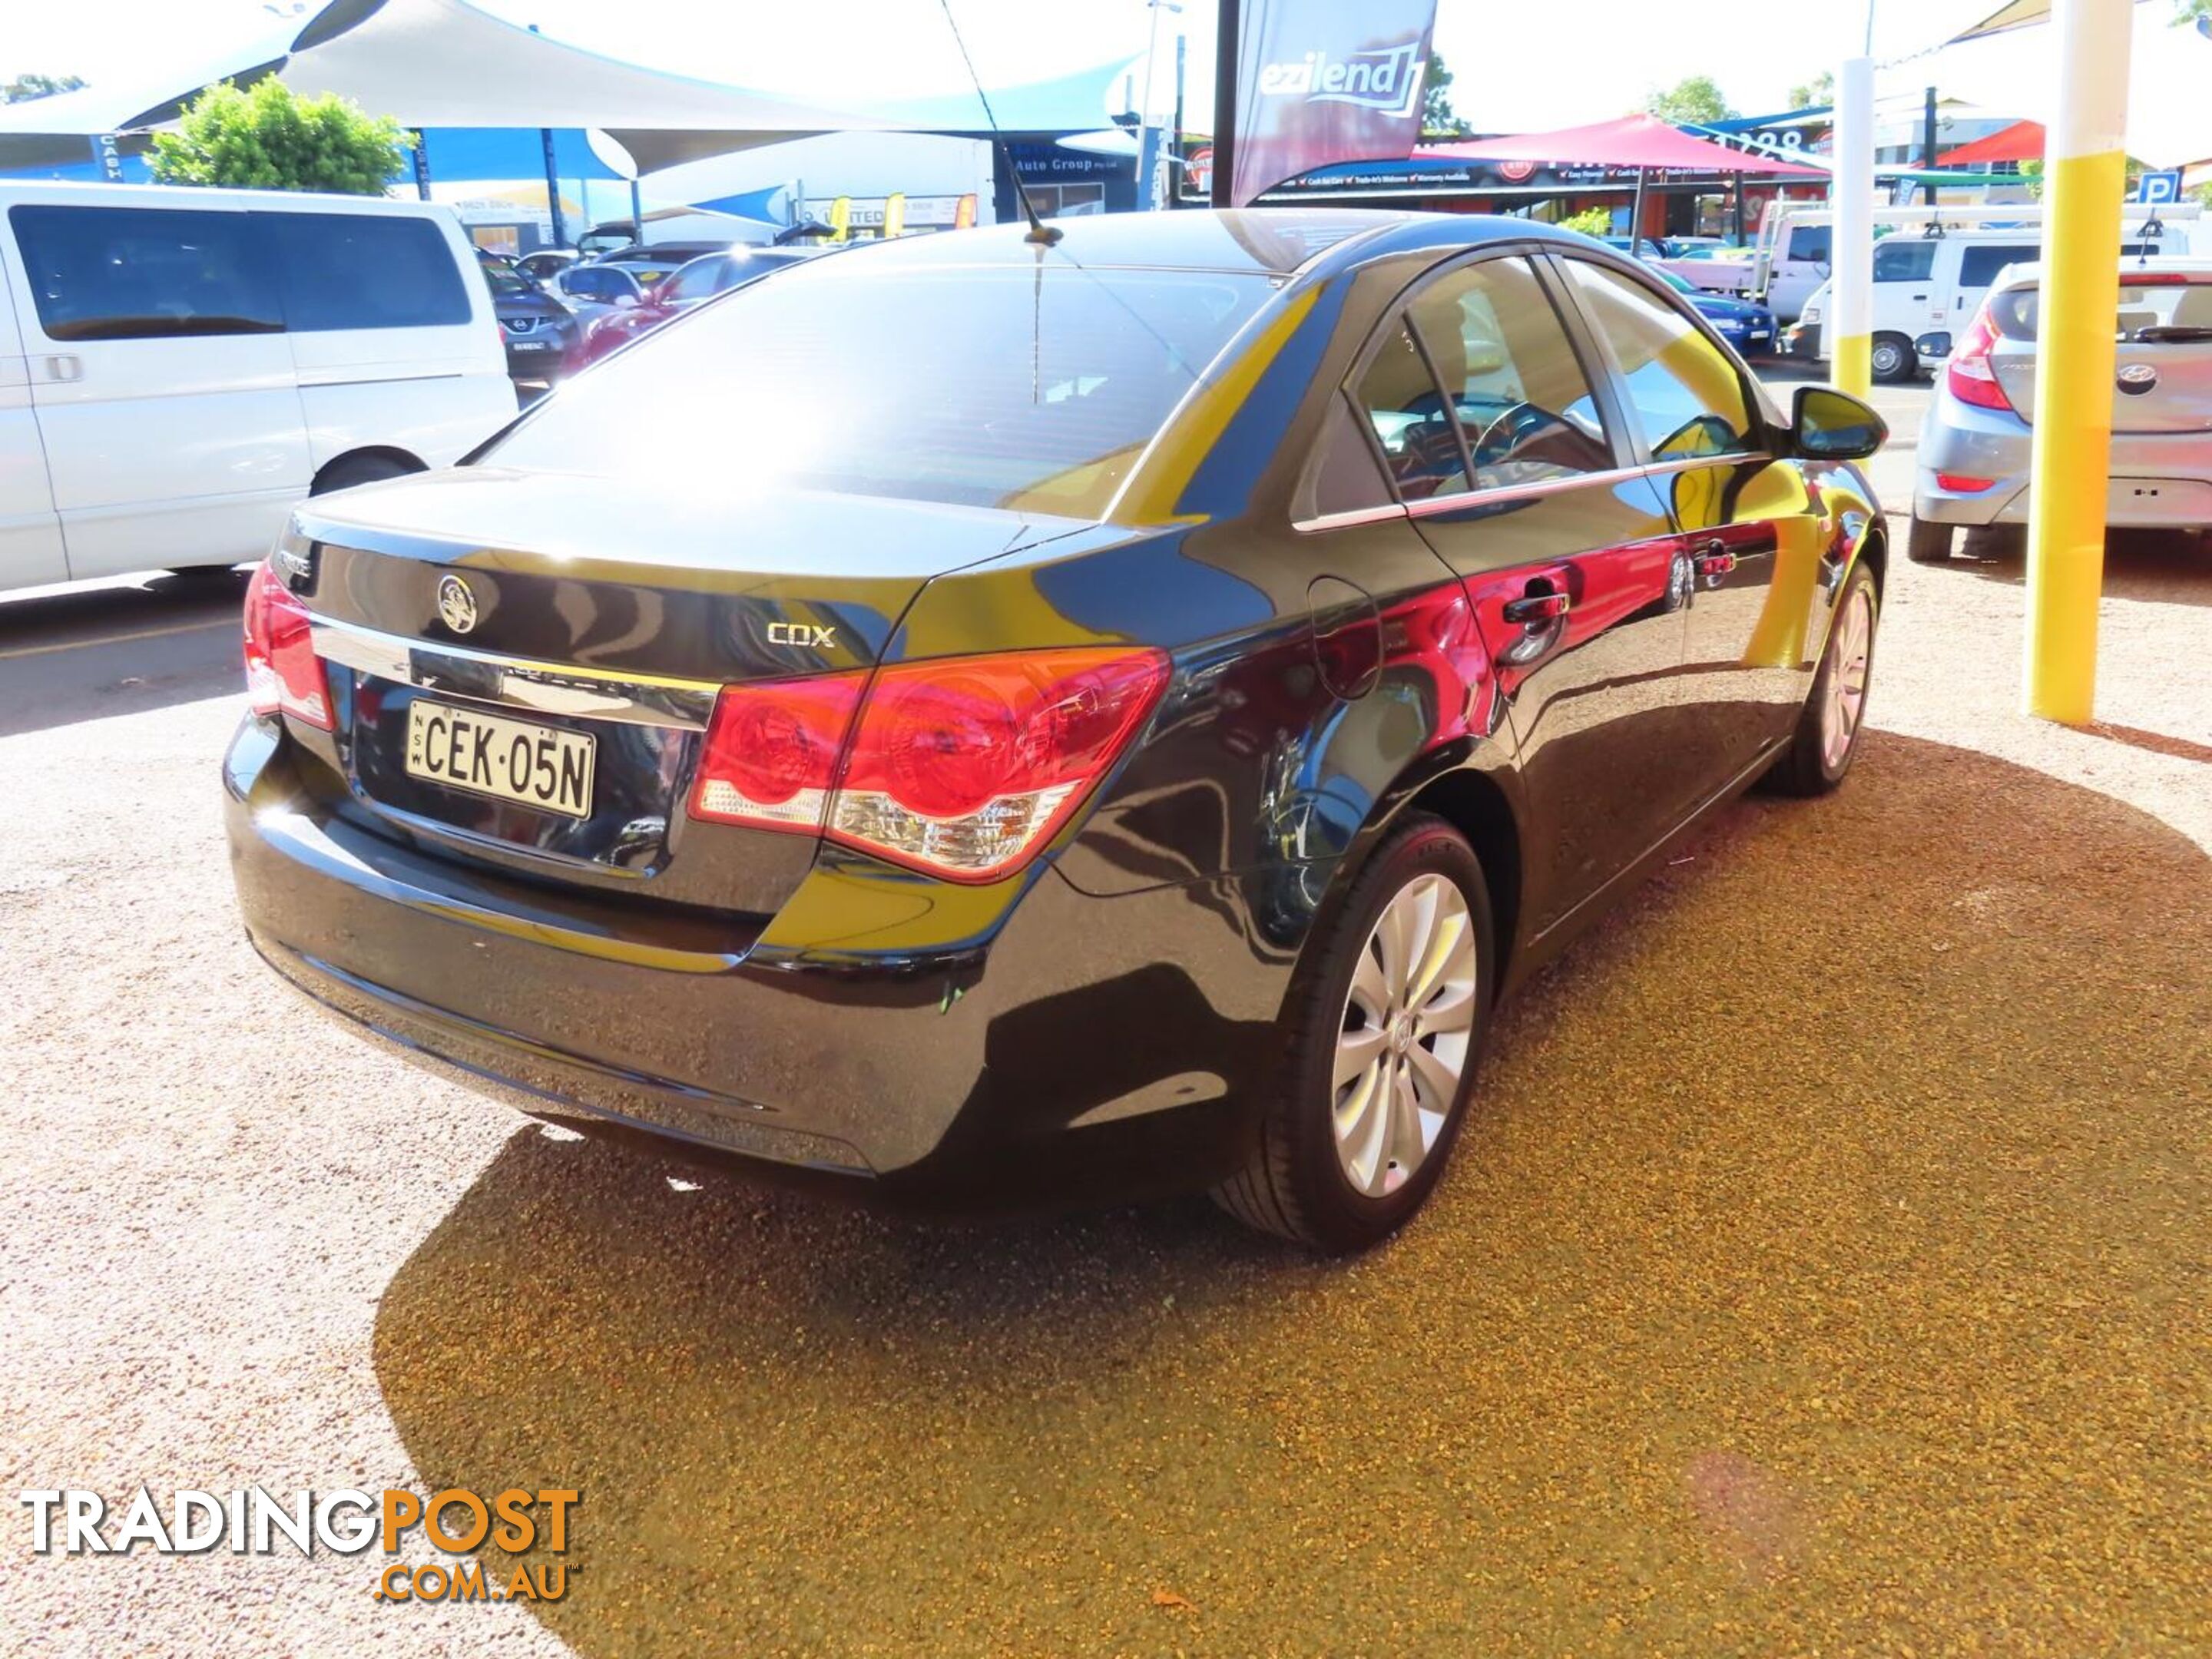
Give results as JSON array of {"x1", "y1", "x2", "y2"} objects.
[{"x1": 1, "y1": 374, "x2": 2207, "y2": 1657}]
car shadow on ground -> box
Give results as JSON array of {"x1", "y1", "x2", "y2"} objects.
[
  {"x1": 0, "y1": 570, "x2": 250, "y2": 738},
  {"x1": 1943, "y1": 527, "x2": 2212, "y2": 609},
  {"x1": 369, "y1": 733, "x2": 2212, "y2": 1655}
]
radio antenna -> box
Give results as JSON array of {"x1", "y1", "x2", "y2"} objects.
[{"x1": 937, "y1": 0, "x2": 1061, "y2": 247}]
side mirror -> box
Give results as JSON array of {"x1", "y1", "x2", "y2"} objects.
[
  {"x1": 1790, "y1": 385, "x2": 1887, "y2": 461},
  {"x1": 1915, "y1": 330, "x2": 1952, "y2": 361}
]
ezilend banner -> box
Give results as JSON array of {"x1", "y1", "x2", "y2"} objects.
[{"x1": 1232, "y1": 0, "x2": 1440, "y2": 207}]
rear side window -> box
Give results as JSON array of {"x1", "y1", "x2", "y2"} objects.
[
  {"x1": 1303, "y1": 392, "x2": 1394, "y2": 518},
  {"x1": 1873, "y1": 239, "x2": 1938, "y2": 283},
  {"x1": 1564, "y1": 260, "x2": 1756, "y2": 460},
  {"x1": 1354, "y1": 322, "x2": 1468, "y2": 499},
  {"x1": 1955, "y1": 243, "x2": 2037, "y2": 290},
  {"x1": 260, "y1": 213, "x2": 470, "y2": 331},
  {"x1": 1402, "y1": 256, "x2": 1614, "y2": 491},
  {"x1": 8, "y1": 204, "x2": 280, "y2": 342},
  {"x1": 656, "y1": 257, "x2": 730, "y2": 306}
]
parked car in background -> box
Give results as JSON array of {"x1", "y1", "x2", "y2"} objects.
[
  {"x1": 481, "y1": 257, "x2": 581, "y2": 383},
  {"x1": 225, "y1": 211, "x2": 1888, "y2": 1253},
  {"x1": 1647, "y1": 264, "x2": 1777, "y2": 356},
  {"x1": 551, "y1": 259, "x2": 687, "y2": 330},
  {"x1": 1909, "y1": 257, "x2": 2212, "y2": 562},
  {"x1": 515, "y1": 249, "x2": 578, "y2": 283},
  {"x1": 0, "y1": 180, "x2": 514, "y2": 593},
  {"x1": 575, "y1": 247, "x2": 810, "y2": 366},
  {"x1": 581, "y1": 238, "x2": 755, "y2": 268},
  {"x1": 1789, "y1": 228, "x2": 2174, "y2": 382}
]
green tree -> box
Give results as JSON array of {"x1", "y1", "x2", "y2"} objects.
[
  {"x1": 1556, "y1": 206, "x2": 1613, "y2": 236},
  {"x1": 1642, "y1": 75, "x2": 1736, "y2": 127},
  {"x1": 1420, "y1": 51, "x2": 1469, "y2": 139},
  {"x1": 1786, "y1": 70, "x2": 1834, "y2": 110},
  {"x1": 149, "y1": 78, "x2": 408, "y2": 196},
  {"x1": 2, "y1": 72, "x2": 86, "y2": 104}
]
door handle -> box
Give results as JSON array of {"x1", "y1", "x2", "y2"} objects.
[
  {"x1": 1502, "y1": 591, "x2": 1571, "y2": 625},
  {"x1": 39, "y1": 354, "x2": 82, "y2": 383}
]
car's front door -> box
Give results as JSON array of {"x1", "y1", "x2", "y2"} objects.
[
  {"x1": 1556, "y1": 256, "x2": 1831, "y2": 786},
  {"x1": 2, "y1": 197, "x2": 309, "y2": 579},
  {"x1": 1354, "y1": 250, "x2": 1696, "y2": 935},
  {"x1": 0, "y1": 233, "x2": 66, "y2": 588}
]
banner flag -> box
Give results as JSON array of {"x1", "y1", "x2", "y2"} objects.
[{"x1": 1232, "y1": 0, "x2": 1439, "y2": 207}]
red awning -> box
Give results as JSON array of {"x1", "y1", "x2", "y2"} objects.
[
  {"x1": 1418, "y1": 113, "x2": 1823, "y2": 175},
  {"x1": 1937, "y1": 119, "x2": 2045, "y2": 165}
]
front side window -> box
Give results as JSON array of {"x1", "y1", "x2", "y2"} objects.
[
  {"x1": 260, "y1": 213, "x2": 472, "y2": 332},
  {"x1": 484, "y1": 258, "x2": 1273, "y2": 518},
  {"x1": 1564, "y1": 260, "x2": 1757, "y2": 460},
  {"x1": 1786, "y1": 225, "x2": 1832, "y2": 263},
  {"x1": 656, "y1": 257, "x2": 729, "y2": 306},
  {"x1": 1873, "y1": 239, "x2": 1939, "y2": 283},
  {"x1": 8, "y1": 204, "x2": 280, "y2": 342}
]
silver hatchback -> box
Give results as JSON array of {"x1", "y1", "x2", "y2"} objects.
[{"x1": 1909, "y1": 257, "x2": 2212, "y2": 562}]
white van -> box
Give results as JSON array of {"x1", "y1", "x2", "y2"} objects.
[
  {"x1": 0, "y1": 180, "x2": 516, "y2": 593},
  {"x1": 1789, "y1": 223, "x2": 2194, "y2": 381}
]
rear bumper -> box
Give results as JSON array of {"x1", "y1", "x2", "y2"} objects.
[
  {"x1": 224, "y1": 717, "x2": 1289, "y2": 1207},
  {"x1": 1915, "y1": 393, "x2": 2212, "y2": 529}
]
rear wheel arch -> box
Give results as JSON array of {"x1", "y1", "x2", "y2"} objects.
[{"x1": 1398, "y1": 766, "x2": 1525, "y2": 990}]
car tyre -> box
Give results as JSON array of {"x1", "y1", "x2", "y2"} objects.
[
  {"x1": 1763, "y1": 559, "x2": 1879, "y2": 797},
  {"x1": 1906, "y1": 515, "x2": 1954, "y2": 564},
  {"x1": 1214, "y1": 813, "x2": 1495, "y2": 1253},
  {"x1": 1871, "y1": 332, "x2": 1916, "y2": 382},
  {"x1": 312, "y1": 453, "x2": 422, "y2": 496}
]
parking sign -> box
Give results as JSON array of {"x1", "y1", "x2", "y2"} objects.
[{"x1": 2137, "y1": 170, "x2": 2183, "y2": 204}]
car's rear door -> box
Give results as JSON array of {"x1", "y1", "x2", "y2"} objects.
[
  {"x1": 1358, "y1": 248, "x2": 1694, "y2": 935},
  {"x1": 1555, "y1": 254, "x2": 1829, "y2": 786}
]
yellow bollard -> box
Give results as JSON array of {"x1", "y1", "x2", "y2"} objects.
[
  {"x1": 1829, "y1": 57, "x2": 1876, "y2": 401},
  {"x1": 2022, "y1": 0, "x2": 2132, "y2": 724}
]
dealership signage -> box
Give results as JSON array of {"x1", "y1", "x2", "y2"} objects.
[{"x1": 1231, "y1": 0, "x2": 1439, "y2": 206}]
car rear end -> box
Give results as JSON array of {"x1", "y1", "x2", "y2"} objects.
[
  {"x1": 223, "y1": 233, "x2": 1293, "y2": 1202},
  {"x1": 1917, "y1": 260, "x2": 2212, "y2": 531}
]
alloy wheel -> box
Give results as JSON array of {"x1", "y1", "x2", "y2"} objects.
[
  {"x1": 1820, "y1": 582, "x2": 1874, "y2": 770},
  {"x1": 1332, "y1": 873, "x2": 1479, "y2": 1197}
]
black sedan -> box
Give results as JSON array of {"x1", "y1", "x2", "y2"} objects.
[{"x1": 229, "y1": 210, "x2": 1887, "y2": 1252}]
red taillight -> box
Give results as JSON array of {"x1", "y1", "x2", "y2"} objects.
[
  {"x1": 242, "y1": 561, "x2": 333, "y2": 730},
  {"x1": 687, "y1": 672, "x2": 865, "y2": 832},
  {"x1": 1935, "y1": 472, "x2": 1995, "y2": 492},
  {"x1": 1946, "y1": 306, "x2": 2015, "y2": 412},
  {"x1": 687, "y1": 647, "x2": 1169, "y2": 883}
]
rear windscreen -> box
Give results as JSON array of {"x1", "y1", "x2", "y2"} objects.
[
  {"x1": 1992, "y1": 278, "x2": 2212, "y2": 343},
  {"x1": 483, "y1": 256, "x2": 1275, "y2": 517}
]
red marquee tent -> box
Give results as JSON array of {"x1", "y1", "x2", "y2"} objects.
[
  {"x1": 1936, "y1": 119, "x2": 2045, "y2": 166},
  {"x1": 1417, "y1": 113, "x2": 1823, "y2": 175}
]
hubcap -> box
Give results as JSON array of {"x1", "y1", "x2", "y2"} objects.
[
  {"x1": 1332, "y1": 873, "x2": 1479, "y2": 1198},
  {"x1": 1820, "y1": 584, "x2": 1874, "y2": 770}
]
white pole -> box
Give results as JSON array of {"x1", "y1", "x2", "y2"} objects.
[
  {"x1": 1830, "y1": 55, "x2": 1876, "y2": 396},
  {"x1": 2023, "y1": 0, "x2": 2134, "y2": 722},
  {"x1": 1138, "y1": 0, "x2": 1167, "y2": 211}
]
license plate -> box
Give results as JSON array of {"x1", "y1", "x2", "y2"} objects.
[
  {"x1": 510, "y1": 339, "x2": 549, "y2": 351},
  {"x1": 405, "y1": 700, "x2": 594, "y2": 817}
]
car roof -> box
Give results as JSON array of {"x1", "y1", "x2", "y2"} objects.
[{"x1": 809, "y1": 209, "x2": 1603, "y2": 282}]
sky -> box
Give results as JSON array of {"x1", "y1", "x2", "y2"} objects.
[{"x1": 2, "y1": 0, "x2": 2024, "y2": 133}]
